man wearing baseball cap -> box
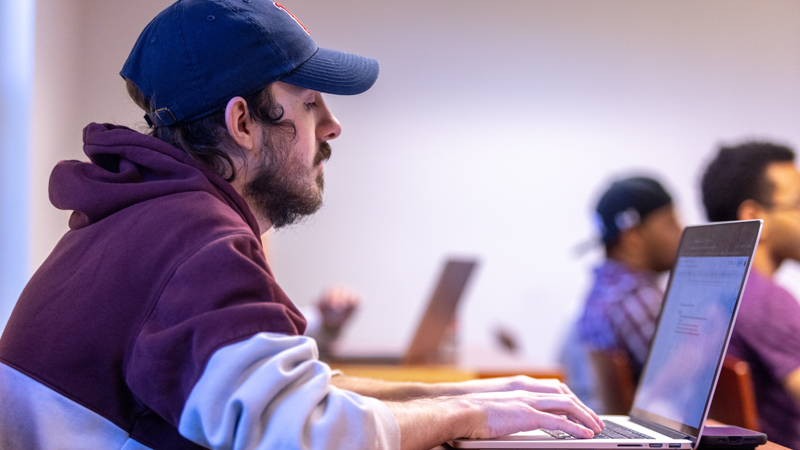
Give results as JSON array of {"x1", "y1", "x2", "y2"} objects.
[
  {"x1": 577, "y1": 176, "x2": 682, "y2": 384},
  {"x1": 0, "y1": 1, "x2": 601, "y2": 449}
]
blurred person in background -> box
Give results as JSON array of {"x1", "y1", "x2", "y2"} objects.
[
  {"x1": 701, "y1": 141, "x2": 800, "y2": 449},
  {"x1": 561, "y1": 176, "x2": 682, "y2": 411},
  {"x1": 302, "y1": 286, "x2": 361, "y2": 357}
]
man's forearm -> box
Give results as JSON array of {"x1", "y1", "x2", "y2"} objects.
[
  {"x1": 330, "y1": 374, "x2": 479, "y2": 401},
  {"x1": 383, "y1": 396, "x2": 474, "y2": 450},
  {"x1": 330, "y1": 374, "x2": 573, "y2": 402}
]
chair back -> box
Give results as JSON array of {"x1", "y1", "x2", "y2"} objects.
[
  {"x1": 708, "y1": 355, "x2": 760, "y2": 431},
  {"x1": 589, "y1": 349, "x2": 636, "y2": 415}
]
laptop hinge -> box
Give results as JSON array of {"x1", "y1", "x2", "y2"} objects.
[{"x1": 629, "y1": 417, "x2": 696, "y2": 444}]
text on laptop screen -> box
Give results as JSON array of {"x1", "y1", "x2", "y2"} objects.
[{"x1": 632, "y1": 255, "x2": 749, "y2": 428}]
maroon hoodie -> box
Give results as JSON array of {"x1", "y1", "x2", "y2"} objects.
[{"x1": 0, "y1": 123, "x2": 306, "y2": 449}]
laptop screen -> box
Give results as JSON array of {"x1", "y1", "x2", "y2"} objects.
[{"x1": 630, "y1": 220, "x2": 761, "y2": 438}]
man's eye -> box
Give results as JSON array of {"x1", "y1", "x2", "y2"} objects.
[{"x1": 304, "y1": 101, "x2": 317, "y2": 110}]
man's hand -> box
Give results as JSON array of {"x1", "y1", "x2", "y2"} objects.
[
  {"x1": 456, "y1": 390, "x2": 602, "y2": 439},
  {"x1": 317, "y1": 285, "x2": 360, "y2": 332},
  {"x1": 443, "y1": 376, "x2": 601, "y2": 435},
  {"x1": 384, "y1": 390, "x2": 604, "y2": 450},
  {"x1": 421, "y1": 375, "x2": 599, "y2": 428},
  {"x1": 331, "y1": 374, "x2": 603, "y2": 449},
  {"x1": 332, "y1": 374, "x2": 600, "y2": 425}
]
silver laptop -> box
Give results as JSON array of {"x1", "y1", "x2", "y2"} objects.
[
  {"x1": 451, "y1": 220, "x2": 762, "y2": 449},
  {"x1": 327, "y1": 258, "x2": 478, "y2": 365}
]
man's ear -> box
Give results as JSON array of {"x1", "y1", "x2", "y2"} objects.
[
  {"x1": 224, "y1": 96, "x2": 258, "y2": 156},
  {"x1": 739, "y1": 199, "x2": 773, "y2": 243},
  {"x1": 737, "y1": 199, "x2": 766, "y2": 221}
]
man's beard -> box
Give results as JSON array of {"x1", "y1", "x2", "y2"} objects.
[{"x1": 243, "y1": 136, "x2": 332, "y2": 229}]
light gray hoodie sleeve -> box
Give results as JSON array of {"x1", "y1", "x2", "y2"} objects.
[{"x1": 178, "y1": 332, "x2": 401, "y2": 450}]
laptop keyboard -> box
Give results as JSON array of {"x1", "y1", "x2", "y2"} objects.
[{"x1": 542, "y1": 420, "x2": 654, "y2": 440}]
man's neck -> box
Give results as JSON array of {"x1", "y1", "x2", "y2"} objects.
[
  {"x1": 229, "y1": 173, "x2": 273, "y2": 236},
  {"x1": 607, "y1": 249, "x2": 648, "y2": 272},
  {"x1": 255, "y1": 215, "x2": 272, "y2": 236},
  {"x1": 752, "y1": 244, "x2": 781, "y2": 278}
]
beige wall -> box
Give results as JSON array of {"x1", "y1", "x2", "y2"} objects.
[
  {"x1": 29, "y1": 0, "x2": 800, "y2": 364},
  {"x1": 32, "y1": 0, "x2": 82, "y2": 269},
  {"x1": 31, "y1": 0, "x2": 172, "y2": 269}
]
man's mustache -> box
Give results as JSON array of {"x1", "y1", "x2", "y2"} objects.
[{"x1": 314, "y1": 142, "x2": 332, "y2": 166}]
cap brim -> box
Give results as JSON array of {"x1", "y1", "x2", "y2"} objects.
[{"x1": 280, "y1": 47, "x2": 379, "y2": 95}]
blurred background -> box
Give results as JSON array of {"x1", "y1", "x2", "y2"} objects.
[{"x1": 2, "y1": 0, "x2": 800, "y2": 366}]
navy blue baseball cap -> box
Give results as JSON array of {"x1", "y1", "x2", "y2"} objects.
[
  {"x1": 121, "y1": 0, "x2": 379, "y2": 127},
  {"x1": 595, "y1": 176, "x2": 673, "y2": 245}
]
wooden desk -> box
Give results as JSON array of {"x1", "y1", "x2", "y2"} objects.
[
  {"x1": 756, "y1": 441, "x2": 790, "y2": 449},
  {"x1": 456, "y1": 347, "x2": 564, "y2": 381},
  {"x1": 329, "y1": 364, "x2": 477, "y2": 383},
  {"x1": 327, "y1": 362, "x2": 564, "y2": 383},
  {"x1": 327, "y1": 347, "x2": 563, "y2": 383}
]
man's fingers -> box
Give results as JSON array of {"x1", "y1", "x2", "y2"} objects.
[
  {"x1": 460, "y1": 391, "x2": 603, "y2": 440},
  {"x1": 321, "y1": 285, "x2": 360, "y2": 308},
  {"x1": 559, "y1": 382, "x2": 575, "y2": 396},
  {"x1": 522, "y1": 393, "x2": 603, "y2": 433},
  {"x1": 533, "y1": 412, "x2": 595, "y2": 439},
  {"x1": 565, "y1": 412, "x2": 604, "y2": 434},
  {"x1": 565, "y1": 391, "x2": 603, "y2": 428},
  {"x1": 537, "y1": 383, "x2": 603, "y2": 428}
]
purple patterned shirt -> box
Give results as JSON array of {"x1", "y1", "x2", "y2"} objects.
[
  {"x1": 577, "y1": 259, "x2": 664, "y2": 378},
  {"x1": 726, "y1": 269, "x2": 800, "y2": 449}
]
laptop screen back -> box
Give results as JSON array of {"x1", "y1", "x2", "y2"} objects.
[
  {"x1": 403, "y1": 259, "x2": 477, "y2": 364},
  {"x1": 630, "y1": 220, "x2": 761, "y2": 438}
]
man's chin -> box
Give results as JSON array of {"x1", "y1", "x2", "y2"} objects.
[
  {"x1": 262, "y1": 192, "x2": 324, "y2": 229},
  {"x1": 245, "y1": 170, "x2": 325, "y2": 229},
  {"x1": 315, "y1": 173, "x2": 325, "y2": 192}
]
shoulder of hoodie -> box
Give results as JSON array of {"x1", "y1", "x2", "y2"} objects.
[{"x1": 126, "y1": 189, "x2": 261, "y2": 254}]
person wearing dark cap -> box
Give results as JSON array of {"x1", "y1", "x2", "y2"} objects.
[
  {"x1": 577, "y1": 176, "x2": 682, "y2": 381},
  {"x1": 0, "y1": 1, "x2": 602, "y2": 449},
  {"x1": 701, "y1": 141, "x2": 800, "y2": 449}
]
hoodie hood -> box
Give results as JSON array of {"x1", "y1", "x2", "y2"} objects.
[{"x1": 50, "y1": 123, "x2": 260, "y2": 236}]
